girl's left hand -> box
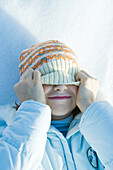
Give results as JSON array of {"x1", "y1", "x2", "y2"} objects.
[{"x1": 76, "y1": 70, "x2": 99, "y2": 113}]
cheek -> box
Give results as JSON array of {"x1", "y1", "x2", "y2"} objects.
[
  {"x1": 43, "y1": 85, "x2": 47, "y2": 93},
  {"x1": 70, "y1": 86, "x2": 78, "y2": 95},
  {"x1": 42, "y1": 85, "x2": 52, "y2": 94},
  {"x1": 75, "y1": 86, "x2": 78, "y2": 93}
]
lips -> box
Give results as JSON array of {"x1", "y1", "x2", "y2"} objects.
[{"x1": 48, "y1": 96, "x2": 71, "y2": 100}]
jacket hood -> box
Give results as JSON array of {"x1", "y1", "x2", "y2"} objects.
[
  {"x1": 0, "y1": 104, "x2": 16, "y2": 125},
  {"x1": 0, "y1": 103, "x2": 82, "y2": 137}
]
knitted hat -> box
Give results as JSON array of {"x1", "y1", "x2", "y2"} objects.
[{"x1": 19, "y1": 40, "x2": 80, "y2": 86}]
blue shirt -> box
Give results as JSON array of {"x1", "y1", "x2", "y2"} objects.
[{"x1": 51, "y1": 114, "x2": 73, "y2": 137}]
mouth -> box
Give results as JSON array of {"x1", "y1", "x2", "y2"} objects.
[{"x1": 48, "y1": 96, "x2": 71, "y2": 100}]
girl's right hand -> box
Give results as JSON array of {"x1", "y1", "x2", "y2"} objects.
[{"x1": 14, "y1": 68, "x2": 46, "y2": 104}]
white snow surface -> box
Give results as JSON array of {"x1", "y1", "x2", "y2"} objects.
[{"x1": 0, "y1": 0, "x2": 113, "y2": 105}]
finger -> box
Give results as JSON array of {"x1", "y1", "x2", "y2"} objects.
[
  {"x1": 76, "y1": 70, "x2": 88, "y2": 82},
  {"x1": 81, "y1": 70, "x2": 94, "y2": 79},
  {"x1": 34, "y1": 70, "x2": 42, "y2": 82},
  {"x1": 24, "y1": 68, "x2": 33, "y2": 80}
]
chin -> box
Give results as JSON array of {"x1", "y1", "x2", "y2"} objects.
[
  {"x1": 52, "y1": 108, "x2": 72, "y2": 116},
  {"x1": 51, "y1": 111, "x2": 73, "y2": 120}
]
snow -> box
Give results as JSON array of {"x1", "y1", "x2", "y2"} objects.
[{"x1": 0, "y1": 0, "x2": 113, "y2": 105}]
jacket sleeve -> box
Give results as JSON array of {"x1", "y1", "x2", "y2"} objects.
[
  {"x1": 0, "y1": 99, "x2": 51, "y2": 170},
  {"x1": 79, "y1": 101, "x2": 113, "y2": 170}
]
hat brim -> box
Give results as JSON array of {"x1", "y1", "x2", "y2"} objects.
[{"x1": 41, "y1": 72, "x2": 80, "y2": 86}]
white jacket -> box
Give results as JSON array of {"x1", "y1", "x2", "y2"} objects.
[{"x1": 0, "y1": 100, "x2": 113, "y2": 169}]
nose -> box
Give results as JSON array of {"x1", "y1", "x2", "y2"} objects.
[{"x1": 53, "y1": 85, "x2": 68, "y2": 92}]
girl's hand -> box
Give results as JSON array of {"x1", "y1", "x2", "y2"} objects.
[
  {"x1": 76, "y1": 70, "x2": 99, "y2": 113},
  {"x1": 14, "y1": 68, "x2": 45, "y2": 104}
]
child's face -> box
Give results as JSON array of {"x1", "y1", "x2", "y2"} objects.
[{"x1": 43, "y1": 84, "x2": 78, "y2": 120}]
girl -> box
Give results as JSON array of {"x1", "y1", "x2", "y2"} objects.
[{"x1": 0, "y1": 40, "x2": 113, "y2": 169}]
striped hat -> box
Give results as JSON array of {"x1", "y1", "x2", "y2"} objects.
[{"x1": 19, "y1": 40, "x2": 80, "y2": 86}]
